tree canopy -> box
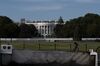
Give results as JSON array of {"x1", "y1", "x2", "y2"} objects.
[
  {"x1": 54, "y1": 16, "x2": 64, "y2": 38},
  {"x1": 0, "y1": 16, "x2": 39, "y2": 38},
  {"x1": 18, "y1": 23, "x2": 39, "y2": 38},
  {"x1": 0, "y1": 13, "x2": 100, "y2": 39},
  {"x1": 54, "y1": 13, "x2": 100, "y2": 40},
  {"x1": 0, "y1": 16, "x2": 19, "y2": 38}
]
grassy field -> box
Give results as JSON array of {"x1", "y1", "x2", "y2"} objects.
[{"x1": 0, "y1": 40, "x2": 100, "y2": 52}]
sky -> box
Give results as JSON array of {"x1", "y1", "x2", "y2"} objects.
[{"x1": 0, "y1": 0, "x2": 100, "y2": 22}]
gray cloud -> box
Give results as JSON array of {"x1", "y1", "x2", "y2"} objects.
[
  {"x1": 10, "y1": 0, "x2": 66, "y2": 12},
  {"x1": 22, "y1": 5, "x2": 63, "y2": 12},
  {"x1": 74, "y1": 0, "x2": 97, "y2": 3},
  {"x1": 11, "y1": 0, "x2": 54, "y2": 2}
]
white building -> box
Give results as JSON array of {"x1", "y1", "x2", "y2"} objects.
[{"x1": 20, "y1": 19, "x2": 58, "y2": 37}]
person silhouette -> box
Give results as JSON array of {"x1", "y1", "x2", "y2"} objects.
[{"x1": 73, "y1": 42, "x2": 79, "y2": 52}]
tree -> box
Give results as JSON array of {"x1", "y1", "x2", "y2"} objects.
[
  {"x1": 54, "y1": 24, "x2": 64, "y2": 38},
  {"x1": 82, "y1": 13, "x2": 100, "y2": 37},
  {"x1": 62, "y1": 13, "x2": 100, "y2": 40},
  {"x1": 0, "y1": 16, "x2": 13, "y2": 24},
  {"x1": 0, "y1": 16, "x2": 19, "y2": 38},
  {"x1": 57, "y1": 16, "x2": 64, "y2": 24},
  {"x1": 18, "y1": 23, "x2": 39, "y2": 38},
  {"x1": 3, "y1": 23, "x2": 19, "y2": 38},
  {"x1": 28, "y1": 24, "x2": 39, "y2": 37},
  {"x1": 54, "y1": 16, "x2": 64, "y2": 38}
]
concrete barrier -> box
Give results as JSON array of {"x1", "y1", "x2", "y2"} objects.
[{"x1": 1, "y1": 50, "x2": 90, "y2": 66}]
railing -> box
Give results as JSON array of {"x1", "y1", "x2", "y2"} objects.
[{"x1": 0, "y1": 38, "x2": 100, "y2": 52}]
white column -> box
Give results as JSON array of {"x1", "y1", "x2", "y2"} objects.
[
  {"x1": 49, "y1": 25, "x2": 51, "y2": 35},
  {"x1": 44, "y1": 25, "x2": 45, "y2": 35},
  {"x1": 45, "y1": 25, "x2": 46, "y2": 34},
  {"x1": 40, "y1": 26, "x2": 42, "y2": 35},
  {"x1": 44, "y1": 25, "x2": 46, "y2": 38},
  {"x1": 47, "y1": 25, "x2": 48, "y2": 35}
]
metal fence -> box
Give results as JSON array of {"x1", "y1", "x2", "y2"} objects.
[{"x1": 0, "y1": 38, "x2": 100, "y2": 52}]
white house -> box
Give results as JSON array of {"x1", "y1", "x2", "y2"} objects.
[{"x1": 20, "y1": 18, "x2": 58, "y2": 37}]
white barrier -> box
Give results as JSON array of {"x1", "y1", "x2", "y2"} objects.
[
  {"x1": 89, "y1": 49, "x2": 98, "y2": 66},
  {"x1": 0, "y1": 38, "x2": 100, "y2": 41},
  {"x1": 0, "y1": 44, "x2": 12, "y2": 54},
  {"x1": 0, "y1": 38, "x2": 73, "y2": 41}
]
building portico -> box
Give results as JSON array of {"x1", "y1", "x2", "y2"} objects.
[{"x1": 24, "y1": 20, "x2": 57, "y2": 38}]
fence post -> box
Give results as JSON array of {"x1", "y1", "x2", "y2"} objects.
[
  {"x1": 0, "y1": 38, "x2": 1, "y2": 46},
  {"x1": 10, "y1": 38, "x2": 12, "y2": 43},
  {"x1": 54, "y1": 43, "x2": 56, "y2": 50},
  {"x1": 70, "y1": 44, "x2": 72, "y2": 52},
  {"x1": 23, "y1": 40, "x2": 25, "y2": 49},
  {"x1": 85, "y1": 44, "x2": 87, "y2": 52},
  {"x1": 38, "y1": 43, "x2": 40, "y2": 50}
]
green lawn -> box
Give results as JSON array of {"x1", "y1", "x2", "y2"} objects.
[{"x1": 0, "y1": 40, "x2": 100, "y2": 52}]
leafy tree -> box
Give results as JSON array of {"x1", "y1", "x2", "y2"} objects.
[
  {"x1": 57, "y1": 16, "x2": 64, "y2": 24},
  {"x1": 0, "y1": 16, "x2": 13, "y2": 24},
  {"x1": 60, "y1": 13, "x2": 100, "y2": 40},
  {"x1": 18, "y1": 23, "x2": 39, "y2": 38},
  {"x1": 54, "y1": 24, "x2": 64, "y2": 38},
  {"x1": 0, "y1": 16, "x2": 19, "y2": 38},
  {"x1": 54, "y1": 16, "x2": 64, "y2": 38},
  {"x1": 3, "y1": 23, "x2": 19, "y2": 38},
  {"x1": 28, "y1": 24, "x2": 39, "y2": 37}
]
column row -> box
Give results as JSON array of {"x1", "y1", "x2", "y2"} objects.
[{"x1": 39, "y1": 25, "x2": 53, "y2": 36}]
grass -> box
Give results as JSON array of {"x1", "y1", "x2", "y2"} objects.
[{"x1": 0, "y1": 40, "x2": 100, "y2": 52}]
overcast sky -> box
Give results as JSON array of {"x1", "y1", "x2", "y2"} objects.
[{"x1": 0, "y1": 0, "x2": 100, "y2": 21}]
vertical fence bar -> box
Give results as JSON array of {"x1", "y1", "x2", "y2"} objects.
[
  {"x1": 85, "y1": 44, "x2": 87, "y2": 52},
  {"x1": 54, "y1": 43, "x2": 56, "y2": 50},
  {"x1": 38, "y1": 43, "x2": 40, "y2": 50},
  {"x1": 70, "y1": 44, "x2": 72, "y2": 52},
  {"x1": 23, "y1": 40, "x2": 25, "y2": 50},
  {"x1": 0, "y1": 38, "x2": 1, "y2": 46},
  {"x1": 10, "y1": 38, "x2": 12, "y2": 44}
]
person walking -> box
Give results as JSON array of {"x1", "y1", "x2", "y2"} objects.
[{"x1": 73, "y1": 42, "x2": 79, "y2": 52}]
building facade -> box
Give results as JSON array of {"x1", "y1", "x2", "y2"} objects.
[{"x1": 20, "y1": 19, "x2": 58, "y2": 37}]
